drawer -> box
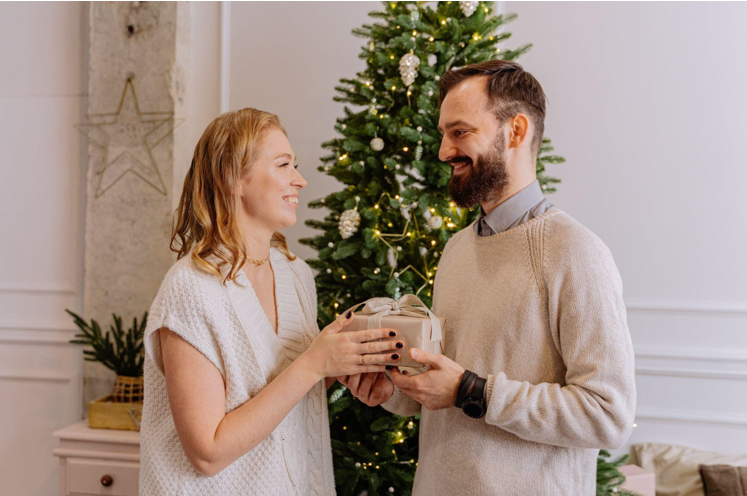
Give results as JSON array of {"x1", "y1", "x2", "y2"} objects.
[{"x1": 67, "y1": 458, "x2": 139, "y2": 496}]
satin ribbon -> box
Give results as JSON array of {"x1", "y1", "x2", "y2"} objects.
[{"x1": 343, "y1": 295, "x2": 442, "y2": 350}]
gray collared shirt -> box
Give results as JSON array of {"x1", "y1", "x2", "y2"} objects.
[{"x1": 474, "y1": 180, "x2": 555, "y2": 236}]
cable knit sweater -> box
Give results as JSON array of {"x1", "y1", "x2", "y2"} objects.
[
  {"x1": 139, "y1": 248, "x2": 334, "y2": 496},
  {"x1": 383, "y1": 209, "x2": 636, "y2": 495}
]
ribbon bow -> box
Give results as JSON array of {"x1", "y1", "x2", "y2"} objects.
[{"x1": 344, "y1": 295, "x2": 442, "y2": 346}]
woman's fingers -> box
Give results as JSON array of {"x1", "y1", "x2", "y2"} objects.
[
  {"x1": 349, "y1": 327, "x2": 397, "y2": 343},
  {"x1": 357, "y1": 339, "x2": 403, "y2": 355},
  {"x1": 358, "y1": 352, "x2": 402, "y2": 365},
  {"x1": 347, "y1": 373, "x2": 362, "y2": 395},
  {"x1": 358, "y1": 373, "x2": 378, "y2": 400},
  {"x1": 323, "y1": 311, "x2": 355, "y2": 335}
]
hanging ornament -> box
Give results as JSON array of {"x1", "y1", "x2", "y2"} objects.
[
  {"x1": 459, "y1": 1, "x2": 479, "y2": 17},
  {"x1": 399, "y1": 51, "x2": 420, "y2": 87},
  {"x1": 410, "y1": 9, "x2": 420, "y2": 22},
  {"x1": 369, "y1": 41, "x2": 375, "y2": 52},
  {"x1": 415, "y1": 144, "x2": 423, "y2": 161},
  {"x1": 338, "y1": 197, "x2": 361, "y2": 239},
  {"x1": 428, "y1": 216, "x2": 443, "y2": 229},
  {"x1": 387, "y1": 248, "x2": 397, "y2": 268},
  {"x1": 370, "y1": 136, "x2": 384, "y2": 152},
  {"x1": 419, "y1": 247, "x2": 428, "y2": 257}
]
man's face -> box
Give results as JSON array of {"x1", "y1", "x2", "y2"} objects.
[{"x1": 438, "y1": 77, "x2": 509, "y2": 208}]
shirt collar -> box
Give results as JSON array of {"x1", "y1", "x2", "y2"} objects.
[{"x1": 475, "y1": 180, "x2": 545, "y2": 235}]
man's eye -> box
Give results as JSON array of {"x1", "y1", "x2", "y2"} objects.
[{"x1": 454, "y1": 130, "x2": 465, "y2": 137}]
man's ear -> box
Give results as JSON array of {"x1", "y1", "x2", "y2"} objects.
[{"x1": 508, "y1": 114, "x2": 530, "y2": 150}]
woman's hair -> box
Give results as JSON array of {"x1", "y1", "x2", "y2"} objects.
[{"x1": 171, "y1": 108, "x2": 296, "y2": 284}]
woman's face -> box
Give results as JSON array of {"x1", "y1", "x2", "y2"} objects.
[{"x1": 238, "y1": 128, "x2": 307, "y2": 234}]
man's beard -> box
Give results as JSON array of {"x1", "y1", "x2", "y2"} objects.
[{"x1": 448, "y1": 133, "x2": 510, "y2": 208}]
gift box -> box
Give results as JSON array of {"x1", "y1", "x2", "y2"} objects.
[
  {"x1": 619, "y1": 464, "x2": 655, "y2": 496},
  {"x1": 341, "y1": 295, "x2": 445, "y2": 369}
]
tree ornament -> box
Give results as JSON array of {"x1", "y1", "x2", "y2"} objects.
[
  {"x1": 410, "y1": 9, "x2": 420, "y2": 21},
  {"x1": 415, "y1": 145, "x2": 423, "y2": 160},
  {"x1": 387, "y1": 248, "x2": 397, "y2": 268},
  {"x1": 428, "y1": 215, "x2": 443, "y2": 229},
  {"x1": 369, "y1": 41, "x2": 375, "y2": 52},
  {"x1": 399, "y1": 51, "x2": 421, "y2": 87},
  {"x1": 419, "y1": 247, "x2": 428, "y2": 256},
  {"x1": 459, "y1": 1, "x2": 479, "y2": 17},
  {"x1": 369, "y1": 103, "x2": 378, "y2": 116},
  {"x1": 328, "y1": 242, "x2": 335, "y2": 248},
  {"x1": 370, "y1": 136, "x2": 384, "y2": 151},
  {"x1": 389, "y1": 488, "x2": 395, "y2": 494},
  {"x1": 339, "y1": 206, "x2": 361, "y2": 240}
]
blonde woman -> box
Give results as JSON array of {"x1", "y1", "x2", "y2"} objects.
[{"x1": 139, "y1": 109, "x2": 403, "y2": 495}]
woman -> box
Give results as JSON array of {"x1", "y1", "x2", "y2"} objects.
[{"x1": 139, "y1": 108, "x2": 403, "y2": 495}]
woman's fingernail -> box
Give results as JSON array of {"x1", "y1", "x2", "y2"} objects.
[
  {"x1": 395, "y1": 342, "x2": 404, "y2": 349},
  {"x1": 345, "y1": 311, "x2": 352, "y2": 319},
  {"x1": 391, "y1": 353, "x2": 400, "y2": 360},
  {"x1": 389, "y1": 331, "x2": 396, "y2": 337},
  {"x1": 386, "y1": 365, "x2": 394, "y2": 370}
]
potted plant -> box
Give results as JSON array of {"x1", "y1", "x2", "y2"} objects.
[{"x1": 67, "y1": 310, "x2": 147, "y2": 430}]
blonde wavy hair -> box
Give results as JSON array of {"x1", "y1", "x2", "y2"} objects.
[{"x1": 171, "y1": 108, "x2": 296, "y2": 284}]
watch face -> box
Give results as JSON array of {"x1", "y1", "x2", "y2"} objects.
[{"x1": 462, "y1": 400, "x2": 485, "y2": 419}]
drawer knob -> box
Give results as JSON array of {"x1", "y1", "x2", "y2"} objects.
[{"x1": 101, "y1": 475, "x2": 113, "y2": 487}]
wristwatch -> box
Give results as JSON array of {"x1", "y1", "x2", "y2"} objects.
[{"x1": 461, "y1": 376, "x2": 487, "y2": 419}]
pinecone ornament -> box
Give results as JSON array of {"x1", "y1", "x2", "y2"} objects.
[{"x1": 338, "y1": 208, "x2": 361, "y2": 239}]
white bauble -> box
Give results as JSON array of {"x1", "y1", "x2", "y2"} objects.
[
  {"x1": 387, "y1": 248, "x2": 397, "y2": 268},
  {"x1": 460, "y1": 1, "x2": 478, "y2": 17},
  {"x1": 370, "y1": 137, "x2": 384, "y2": 151},
  {"x1": 419, "y1": 247, "x2": 428, "y2": 257},
  {"x1": 428, "y1": 216, "x2": 443, "y2": 229}
]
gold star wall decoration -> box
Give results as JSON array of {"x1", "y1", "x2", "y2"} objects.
[{"x1": 76, "y1": 75, "x2": 183, "y2": 198}]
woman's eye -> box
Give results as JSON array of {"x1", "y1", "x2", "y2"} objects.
[{"x1": 294, "y1": 164, "x2": 299, "y2": 170}]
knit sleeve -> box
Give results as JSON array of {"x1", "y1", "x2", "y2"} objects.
[
  {"x1": 381, "y1": 373, "x2": 422, "y2": 417},
  {"x1": 143, "y1": 261, "x2": 226, "y2": 378},
  {"x1": 483, "y1": 218, "x2": 636, "y2": 449}
]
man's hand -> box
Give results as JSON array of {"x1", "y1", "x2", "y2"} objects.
[
  {"x1": 390, "y1": 348, "x2": 465, "y2": 411},
  {"x1": 338, "y1": 372, "x2": 394, "y2": 407}
]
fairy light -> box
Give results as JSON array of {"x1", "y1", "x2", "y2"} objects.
[
  {"x1": 430, "y1": 207, "x2": 435, "y2": 213},
  {"x1": 449, "y1": 201, "x2": 456, "y2": 208},
  {"x1": 341, "y1": 275, "x2": 347, "y2": 280},
  {"x1": 391, "y1": 85, "x2": 396, "y2": 90},
  {"x1": 412, "y1": 30, "x2": 417, "y2": 36},
  {"x1": 406, "y1": 232, "x2": 412, "y2": 237},
  {"x1": 375, "y1": 229, "x2": 381, "y2": 235},
  {"x1": 390, "y1": 54, "x2": 395, "y2": 59},
  {"x1": 484, "y1": 7, "x2": 489, "y2": 12},
  {"x1": 343, "y1": 426, "x2": 347, "y2": 430},
  {"x1": 428, "y1": 272, "x2": 432, "y2": 277},
  {"x1": 339, "y1": 153, "x2": 348, "y2": 161},
  {"x1": 334, "y1": 303, "x2": 339, "y2": 309},
  {"x1": 431, "y1": 240, "x2": 436, "y2": 246},
  {"x1": 395, "y1": 195, "x2": 400, "y2": 200},
  {"x1": 441, "y1": 19, "x2": 446, "y2": 25},
  {"x1": 374, "y1": 204, "x2": 379, "y2": 209},
  {"x1": 447, "y1": 222, "x2": 456, "y2": 228},
  {"x1": 403, "y1": 147, "x2": 409, "y2": 152},
  {"x1": 429, "y1": 36, "x2": 434, "y2": 42}
]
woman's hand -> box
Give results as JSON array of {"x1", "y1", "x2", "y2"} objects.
[
  {"x1": 338, "y1": 372, "x2": 394, "y2": 407},
  {"x1": 300, "y1": 312, "x2": 404, "y2": 381}
]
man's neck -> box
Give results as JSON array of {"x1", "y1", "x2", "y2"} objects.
[{"x1": 481, "y1": 177, "x2": 537, "y2": 215}]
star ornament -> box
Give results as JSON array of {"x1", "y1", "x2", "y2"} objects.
[{"x1": 76, "y1": 76, "x2": 182, "y2": 198}]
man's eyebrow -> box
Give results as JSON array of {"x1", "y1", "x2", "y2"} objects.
[{"x1": 437, "y1": 120, "x2": 474, "y2": 132}]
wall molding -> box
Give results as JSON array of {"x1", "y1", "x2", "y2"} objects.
[
  {"x1": 635, "y1": 345, "x2": 747, "y2": 364},
  {"x1": 219, "y1": 1, "x2": 231, "y2": 113},
  {"x1": 0, "y1": 318, "x2": 75, "y2": 332},
  {"x1": 0, "y1": 334, "x2": 76, "y2": 346},
  {"x1": 625, "y1": 298, "x2": 747, "y2": 316},
  {"x1": 0, "y1": 369, "x2": 73, "y2": 383},
  {"x1": 636, "y1": 407, "x2": 747, "y2": 428},
  {"x1": 636, "y1": 366, "x2": 747, "y2": 381},
  {"x1": 0, "y1": 283, "x2": 76, "y2": 296}
]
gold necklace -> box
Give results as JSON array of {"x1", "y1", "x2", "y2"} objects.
[{"x1": 246, "y1": 252, "x2": 271, "y2": 266}]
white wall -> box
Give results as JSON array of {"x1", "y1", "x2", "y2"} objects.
[
  {"x1": 505, "y1": 1, "x2": 747, "y2": 454},
  {"x1": 0, "y1": 2, "x2": 87, "y2": 494}
]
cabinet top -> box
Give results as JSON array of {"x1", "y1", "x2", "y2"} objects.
[{"x1": 53, "y1": 420, "x2": 140, "y2": 445}]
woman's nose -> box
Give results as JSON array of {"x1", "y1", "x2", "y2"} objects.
[{"x1": 294, "y1": 169, "x2": 308, "y2": 189}]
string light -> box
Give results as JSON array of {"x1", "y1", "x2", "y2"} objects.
[
  {"x1": 431, "y1": 240, "x2": 436, "y2": 246},
  {"x1": 342, "y1": 275, "x2": 347, "y2": 280},
  {"x1": 449, "y1": 201, "x2": 456, "y2": 208},
  {"x1": 339, "y1": 153, "x2": 348, "y2": 161},
  {"x1": 334, "y1": 303, "x2": 339, "y2": 309},
  {"x1": 441, "y1": 19, "x2": 446, "y2": 25},
  {"x1": 374, "y1": 204, "x2": 379, "y2": 209},
  {"x1": 430, "y1": 208, "x2": 436, "y2": 213},
  {"x1": 392, "y1": 85, "x2": 396, "y2": 90},
  {"x1": 375, "y1": 230, "x2": 381, "y2": 235},
  {"x1": 412, "y1": 30, "x2": 417, "y2": 36},
  {"x1": 403, "y1": 147, "x2": 409, "y2": 152},
  {"x1": 429, "y1": 36, "x2": 434, "y2": 42}
]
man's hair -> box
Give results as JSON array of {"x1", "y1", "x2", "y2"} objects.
[{"x1": 438, "y1": 60, "x2": 547, "y2": 156}]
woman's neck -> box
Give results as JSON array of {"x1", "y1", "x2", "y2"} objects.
[{"x1": 239, "y1": 218, "x2": 273, "y2": 262}]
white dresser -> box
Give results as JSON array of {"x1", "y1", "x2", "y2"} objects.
[{"x1": 53, "y1": 421, "x2": 140, "y2": 496}]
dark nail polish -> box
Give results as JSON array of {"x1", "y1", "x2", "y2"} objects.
[
  {"x1": 345, "y1": 311, "x2": 352, "y2": 319},
  {"x1": 395, "y1": 342, "x2": 404, "y2": 349},
  {"x1": 389, "y1": 331, "x2": 396, "y2": 337},
  {"x1": 391, "y1": 353, "x2": 400, "y2": 360},
  {"x1": 386, "y1": 365, "x2": 394, "y2": 370}
]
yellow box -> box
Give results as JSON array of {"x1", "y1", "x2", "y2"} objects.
[{"x1": 88, "y1": 395, "x2": 142, "y2": 431}]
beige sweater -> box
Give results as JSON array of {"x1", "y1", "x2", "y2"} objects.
[{"x1": 383, "y1": 209, "x2": 636, "y2": 495}]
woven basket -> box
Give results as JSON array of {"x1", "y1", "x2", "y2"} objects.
[{"x1": 112, "y1": 375, "x2": 144, "y2": 403}]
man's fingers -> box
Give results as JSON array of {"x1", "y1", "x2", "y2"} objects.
[
  {"x1": 409, "y1": 348, "x2": 441, "y2": 367},
  {"x1": 347, "y1": 373, "x2": 362, "y2": 394},
  {"x1": 358, "y1": 373, "x2": 377, "y2": 399},
  {"x1": 390, "y1": 367, "x2": 416, "y2": 389},
  {"x1": 337, "y1": 375, "x2": 349, "y2": 386}
]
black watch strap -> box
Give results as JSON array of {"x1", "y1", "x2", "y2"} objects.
[
  {"x1": 462, "y1": 376, "x2": 487, "y2": 419},
  {"x1": 455, "y1": 370, "x2": 477, "y2": 408}
]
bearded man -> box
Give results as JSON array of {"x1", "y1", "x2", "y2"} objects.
[{"x1": 339, "y1": 60, "x2": 636, "y2": 495}]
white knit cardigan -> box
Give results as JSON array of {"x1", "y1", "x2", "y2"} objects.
[{"x1": 139, "y1": 249, "x2": 335, "y2": 496}]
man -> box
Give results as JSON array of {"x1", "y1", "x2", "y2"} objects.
[{"x1": 339, "y1": 60, "x2": 636, "y2": 495}]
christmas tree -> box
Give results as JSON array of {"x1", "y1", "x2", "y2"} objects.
[{"x1": 300, "y1": 2, "x2": 564, "y2": 494}]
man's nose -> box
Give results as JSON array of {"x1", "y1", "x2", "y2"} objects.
[{"x1": 439, "y1": 137, "x2": 456, "y2": 162}]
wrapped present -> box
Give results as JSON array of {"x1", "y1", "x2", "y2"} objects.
[
  {"x1": 619, "y1": 464, "x2": 655, "y2": 496},
  {"x1": 341, "y1": 295, "x2": 444, "y2": 369}
]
